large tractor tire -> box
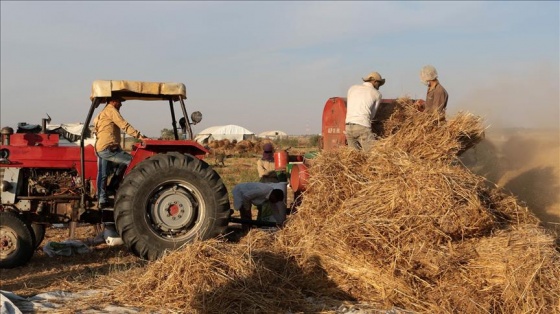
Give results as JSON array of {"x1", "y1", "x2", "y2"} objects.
[
  {"x1": 114, "y1": 153, "x2": 230, "y2": 261},
  {"x1": 0, "y1": 212, "x2": 35, "y2": 268}
]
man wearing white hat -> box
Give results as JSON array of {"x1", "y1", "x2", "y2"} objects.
[
  {"x1": 345, "y1": 71, "x2": 385, "y2": 151},
  {"x1": 419, "y1": 65, "x2": 448, "y2": 115}
]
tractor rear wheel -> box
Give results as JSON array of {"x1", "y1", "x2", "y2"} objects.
[
  {"x1": 114, "y1": 153, "x2": 230, "y2": 261},
  {"x1": 0, "y1": 212, "x2": 35, "y2": 268}
]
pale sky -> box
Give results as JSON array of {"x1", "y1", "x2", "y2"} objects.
[{"x1": 1, "y1": 1, "x2": 558, "y2": 137}]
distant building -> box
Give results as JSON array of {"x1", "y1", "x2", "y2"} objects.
[{"x1": 258, "y1": 130, "x2": 288, "y2": 140}]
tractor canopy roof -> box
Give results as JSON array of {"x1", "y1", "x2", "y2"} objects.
[{"x1": 90, "y1": 80, "x2": 187, "y2": 102}]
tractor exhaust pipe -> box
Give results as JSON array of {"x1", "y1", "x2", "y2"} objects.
[
  {"x1": 41, "y1": 119, "x2": 48, "y2": 134},
  {"x1": 1, "y1": 127, "x2": 14, "y2": 145}
]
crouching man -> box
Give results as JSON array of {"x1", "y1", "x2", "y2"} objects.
[{"x1": 232, "y1": 182, "x2": 285, "y2": 233}]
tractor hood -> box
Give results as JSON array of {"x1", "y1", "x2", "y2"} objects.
[{"x1": 90, "y1": 80, "x2": 187, "y2": 101}]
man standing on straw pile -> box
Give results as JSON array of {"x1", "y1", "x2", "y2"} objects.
[
  {"x1": 417, "y1": 65, "x2": 449, "y2": 117},
  {"x1": 345, "y1": 71, "x2": 385, "y2": 151}
]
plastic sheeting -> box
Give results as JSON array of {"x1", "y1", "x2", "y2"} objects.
[
  {"x1": 46, "y1": 123, "x2": 96, "y2": 146},
  {"x1": 195, "y1": 124, "x2": 255, "y2": 143},
  {"x1": 0, "y1": 290, "x2": 141, "y2": 313},
  {"x1": 258, "y1": 130, "x2": 288, "y2": 139}
]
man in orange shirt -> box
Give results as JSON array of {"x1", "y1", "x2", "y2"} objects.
[{"x1": 93, "y1": 97, "x2": 147, "y2": 208}]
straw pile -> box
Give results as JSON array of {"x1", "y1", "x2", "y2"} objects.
[{"x1": 114, "y1": 99, "x2": 560, "y2": 313}]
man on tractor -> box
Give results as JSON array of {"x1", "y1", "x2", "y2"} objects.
[{"x1": 93, "y1": 96, "x2": 147, "y2": 208}]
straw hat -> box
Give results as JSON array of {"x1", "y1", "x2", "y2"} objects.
[{"x1": 362, "y1": 71, "x2": 386, "y2": 86}]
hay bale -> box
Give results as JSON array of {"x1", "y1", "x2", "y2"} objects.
[
  {"x1": 235, "y1": 140, "x2": 254, "y2": 150},
  {"x1": 208, "y1": 140, "x2": 219, "y2": 149},
  {"x1": 251, "y1": 139, "x2": 274, "y2": 154}
]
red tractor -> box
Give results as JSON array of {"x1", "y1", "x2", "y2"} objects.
[{"x1": 0, "y1": 80, "x2": 230, "y2": 268}]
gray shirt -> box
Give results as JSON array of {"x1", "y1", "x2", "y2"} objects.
[{"x1": 232, "y1": 182, "x2": 274, "y2": 210}]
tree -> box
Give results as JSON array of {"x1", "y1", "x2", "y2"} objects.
[{"x1": 160, "y1": 128, "x2": 174, "y2": 140}]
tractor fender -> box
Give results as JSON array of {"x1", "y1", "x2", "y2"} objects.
[{"x1": 126, "y1": 140, "x2": 209, "y2": 175}]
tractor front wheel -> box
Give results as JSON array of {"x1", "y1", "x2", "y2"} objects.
[
  {"x1": 114, "y1": 153, "x2": 230, "y2": 261},
  {"x1": 0, "y1": 212, "x2": 35, "y2": 268}
]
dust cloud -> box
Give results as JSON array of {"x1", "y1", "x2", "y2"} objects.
[
  {"x1": 453, "y1": 62, "x2": 559, "y2": 231},
  {"x1": 452, "y1": 62, "x2": 559, "y2": 130},
  {"x1": 461, "y1": 128, "x2": 560, "y2": 232}
]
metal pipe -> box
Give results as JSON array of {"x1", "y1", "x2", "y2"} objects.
[
  {"x1": 69, "y1": 221, "x2": 78, "y2": 239},
  {"x1": 77, "y1": 98, "x2": 101, "y2": 239},
  {"x1": 17, "y1": 195, "x2": 81, "y2": 200},
  {"x1": 41, "y1": 119, "x2": 48, "y2": 134},
  {"x1": 179, "y1": 98, "x2": 193, "y2": 140},
  {"x1": 169, "y1": 99, "x2": 179, "y2": 140},
  {"x1": 228, "y1": 217, "x2": 279, "y2": 228},
  {"x1": 80, "y1": 98, "x2": 100, "y2": 198}
]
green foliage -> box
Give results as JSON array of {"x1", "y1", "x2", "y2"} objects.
[
  {"x1": 308, "y1": 135, "x2": 321, "y2": 148},
  {"x1": 273, "y1": 137, "x2": 299, "y2": 149},
  {"x1": 212, "y1": 159, "x2": 260, "y2": 204}
]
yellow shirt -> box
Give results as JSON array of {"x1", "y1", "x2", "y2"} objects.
[
  {"x1": 257, "y1": 159, "x2": 276, "y2": 178},
  {"x1": 93, "y1": 105, "x2": 142, "y2": 152}
]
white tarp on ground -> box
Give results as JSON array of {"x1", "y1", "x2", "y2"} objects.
[
  {"x1": 0, "y1": 290, "x2": 141, "y2": 313},
  {"x1": 258, "y1": 130, "x2": 288, "y2": 139},
  {"x1": 0, "y1": 289, "x2": 403, "y2": 313},
  {"x1": 195, "y1": 124, "x2": 255, "y2": 144}
]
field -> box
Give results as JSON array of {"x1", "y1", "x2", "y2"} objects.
[{"x1": 1, "y1": 128, "x2": 558, "y2": 313}]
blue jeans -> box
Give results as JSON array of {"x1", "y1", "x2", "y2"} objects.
[{"x1": 96, "y1": 147, "x2": 132, "y2": 204}]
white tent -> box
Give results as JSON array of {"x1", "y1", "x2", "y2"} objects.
[
  {"x1": 195, "y1": 124, "x2": 255, "y2": 144},
  {"x1": 258, "y1": 130, "x2": 288, "y2": 140}
]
